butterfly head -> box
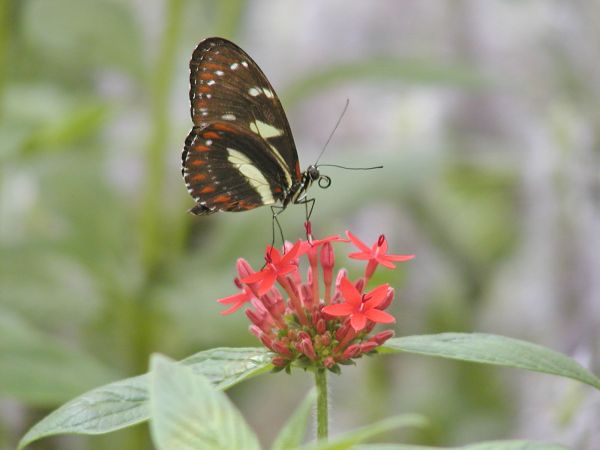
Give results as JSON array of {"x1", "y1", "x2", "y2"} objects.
[{"x1": 306, "y1": 165, "x2": 332, "y2": 190}]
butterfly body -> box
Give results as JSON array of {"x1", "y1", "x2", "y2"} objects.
[{"x1": 182, "y1": 37, "x2": 318, "y2": 216}]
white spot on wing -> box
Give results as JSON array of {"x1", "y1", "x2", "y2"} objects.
[
  {"x1": 207, "y1": 80, "x2": 215, "y2": 85},
  {"x1": 226, "y1": 149, "x2": 275, "y2": 205},
  {"x1": 263, "y1": 88, "x2": 274, "y2": 99},
  {"x1": 222, "y1": 114, "x2": 236, "y2": 121},
  {"x1": 241, "y1": 61, "x2": 249, "y2": 68},
  {"x1": 250, "y1": 120, "x2": 283, "y2": 138},
  {"x1": 206, "y1": 139, "x2": 213, "y2": 146},
  {"x1": 215, "y1": 70, "x2": 224, "y2": 76},
  {"x1": 248, "y1": 87, "x2": 260, "y2": 97},
  {"x1": 230, "y1": 62, "x2": 239, "y2": 70}
]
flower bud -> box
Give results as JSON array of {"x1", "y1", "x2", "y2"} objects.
[
  {"x1": 323, "y1": 356, "x2": 336, "y2": 368},
  {"x1": 335, "y1": 269, "x2": 348, "y2": 288},
  {"x1": 354, "y1": 277, "x2": 365, "y2": 294},
  {"x1": 236, "y1": 258, "x2": 255, "y2": 279},
  {"x1": 259, "y1": 333, "x2": 275, "y2": 351},
  {"x1": 320, "y1": 242, "x2": 334, "y2": 270},
  {"x1": 300, "y1": 338, "x2": 317, "y2": 361},
  {"x1": 316, "y1": 318, "x2": 327, "y2": 335},
  {"x1": 272, "y1": 356, "x2": 288, "y2": 367},
  {"x1": 297, "y1": 330, "x2": 311, "y2": 342},
  {"x1": 342, "y1": 344, "x2": 361, "y2": 360},
  {"x1": 272, "y1": 341, "x2": 292, "y2": 357},
  {"x1": 245, "y1": 309, "x2": 264, "y2": 327},
  {"x1": 371, "y1": 330, "x2": 395, "y2": 345},
  {"x1": 249, "y1": 325, "x2": 262, "y2": 339},
  {"x1": 377, "y1": 287, "x2": 395, "y2": 310},
  {"x1": 360, "y1": 341, "x2": 378, "y2": 353},
  {"x1": 320, "y1": 332, "x2": 331, "y2": 346}
]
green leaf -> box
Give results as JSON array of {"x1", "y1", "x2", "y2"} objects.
[
  {"x1": 353, "y1": 440, "x2": 569, "y2": 450},
  {"x1": 282, "y1": 59, "x2": 489, "y2": 106},
  {"x1": 150, "y1": 354, "x2": 261, "y2": 450},
  {"x1": 271, "y1": 389, "x2": 316, "y2": 450},
  {"x1": 380, "y1": 333, "x2": 600, "y2": 391},
  {"x1": 301, "y1": 415, "x2": 427, "y2": 450},
  {"x1": 18, "y1": 347, "x2": 272, "y2": 449},
  {"x1": 0, "y1": 311, "x2": 117, "y2": 406}
]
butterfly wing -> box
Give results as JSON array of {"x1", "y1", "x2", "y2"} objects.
[
  {"x1": 183, "y1": 122, "x2": 293, "y2": 214},
  {"x1": 182, "y1": 37, "x2": 301, "y2": 214}
]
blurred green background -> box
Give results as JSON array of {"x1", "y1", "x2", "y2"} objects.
[{"x1": 1, "y1": 0, "x2": 599, "y2": 449}]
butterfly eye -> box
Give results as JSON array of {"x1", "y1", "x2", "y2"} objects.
[
  {"x1": 318, "y1": 175, "x2": 331, "y2": 189},
  {"x1": 307, "y1": 165, "x2": 320, "y2": 181}
]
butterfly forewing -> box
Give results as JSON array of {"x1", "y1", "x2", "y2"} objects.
[{"x1": 182, "y1": 37, "x2": 302, "y2": 214}]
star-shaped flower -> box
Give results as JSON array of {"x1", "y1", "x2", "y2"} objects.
[
  {"x1": 347, "y1": 231, "x2": 415, "y2": 279},
  {"x1": 322, "y1": 276, "x2": 395, "y2": 331},
  {"x1": 240, "y1": 240, "x2": 301, "y2": 295}
]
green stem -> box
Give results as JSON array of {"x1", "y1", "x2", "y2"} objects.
[
  {"x1": 315, "y1": 369, "x2": 329, "y2": 440},
  {"x1": 0, "y1": 0, "x2": 9, "y2": 110},
  {"x1": 140, "y1": 0, "x2": 183, "y2": 274}
]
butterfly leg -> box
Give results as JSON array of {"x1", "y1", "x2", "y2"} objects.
[
  {"x1": 270, "y1": 205, "x2": 286, "y2": 252},
  {"x1": 296, "y1": 197, "x2": 316, "y2": 240}
]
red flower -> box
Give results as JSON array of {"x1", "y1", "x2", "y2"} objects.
[
  {"x1": 323, "y1": 277, "x2": 395, "y2": 331},
  {"x1": 347, "y1": 231, "x2": 415, "y2": 279},
  {"x1": 240, "y1": 240, "x2": 302, "y2": 295},
  {"x1": 216, "y1": 226, "x2": 413, "y2": 372}
]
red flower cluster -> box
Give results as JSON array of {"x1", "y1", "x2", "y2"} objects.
[{"x1": 218, "y1": 226, "x2": 415, "y2": 372}]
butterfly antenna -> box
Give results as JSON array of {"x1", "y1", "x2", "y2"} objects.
[
  {"x1": 314, "y1": 99, "x2": 350, "y2": 166},
  {"x1": 317, "y1": 164, "x2": 383, "y2": 170}
]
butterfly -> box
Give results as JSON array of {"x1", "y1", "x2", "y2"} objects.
[{"x1": 182, "y1": 37, "x2": 329, "y2": 218}]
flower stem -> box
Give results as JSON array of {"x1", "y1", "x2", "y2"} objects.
[{"x1": 315, "y1": 369, "x2": 329, "y2": 440}]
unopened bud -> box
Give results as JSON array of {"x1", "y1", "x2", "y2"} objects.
[
  {"x1": 371, "y1": 330, "x2": 395, "y2": 345},
  {"x1": 342, "y1": 344, "x2": 361, "y2": 360}
]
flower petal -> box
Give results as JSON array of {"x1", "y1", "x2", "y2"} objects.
[
  {"x1": 240, "y1": 270, "x2": 267, "y2": 284},
  {"x1": 322, "y1": 303, "x2": 355, "y2": 316},
  {"x1": 217, "y1": 291, "x2": 249, "y2": 305},
  {"x1": 257, "y1": 269, "x2": 277, "y2": 295},
  {"x1": 376, "y1": 258, "x2": 397, "y2": 269},
  {"x1": 347, "y1": 252, "x2": 371, "y2": 261},
  {"x1": 218, "y1": 291, "x2": 252, "y2": 315},
  {"x1": 364, "y1": 308, "x2": 396, "y2": 324},
  {"x1": 339, "y1": 276, "x2": 362, "y2": 306},
  {"x1": 346, "y1": 230, "x2": 371, "y2": 253},
  {"x1": 385, "y1": 254, "x2": 415, "y2": 262},
  {"x1": 280, "y1": 240, "x2": 301, "y2": 265},
  {"x1": 363, "y1": 284, "x2": 390, "y2": 309},
  {"x1": 350, "y1": 313, "x2": 367, "y2": 331}
]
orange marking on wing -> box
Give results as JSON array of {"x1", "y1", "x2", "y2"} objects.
[
  {"x1": 213, "y1": 194, "x2": 231, "y2": 203},
  {"x1": 203, "y1": 62, "x2": 222, "y2": 71},
  {"x1": 200, "y1": 72, "x2": 213, "y2": 80},
  {"x1": 202, "y1": 131, "x2": 220, "y2": 139},
  {"x1": 200, "y1": 186, "x2": 216, "y2": 194},
  {"x1": 212, "y1": 122, "x2": 238, "y2": 132},
  {"x1": 191, "y1": 174, "x2": 207, "y2": 182},
  {"x1": 273, "y1": 186, "x2": 282, "y2": 193},
  {"x1": 193, "y1": 145, "x2": 210, "y2": 152},
  {"x1": 295, "y1": 162, "x2": 301, "y2": 179},
  {"x1": 198, "y1": 85, "x2": 211, "y2": 93},
  {"x1": 190, "y1": 160, "x2": 206, "y2": 166},
  {"x1": 237, "y1": 201, "x2": 258, "y2": 210},
  {"x1": 193, "y1": 99, "x2": 207, "y2": 109}
]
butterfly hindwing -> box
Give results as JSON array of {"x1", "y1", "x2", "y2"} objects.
[{"x1": 183, "y1": 122, "x2": 291, "y2": 214}]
